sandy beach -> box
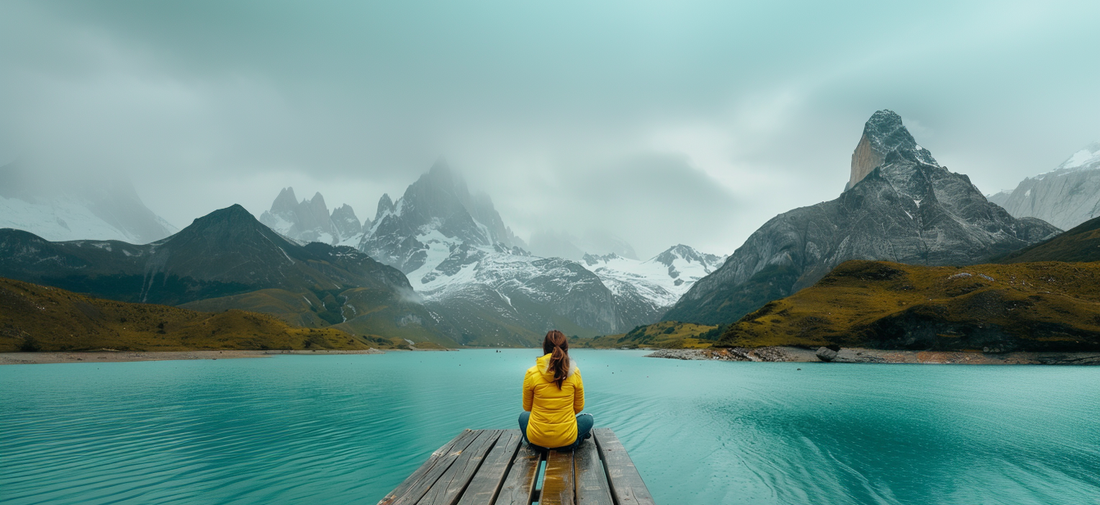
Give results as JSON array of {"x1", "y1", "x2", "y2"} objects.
[
  {"x1": 647, "y1": 346, "x2": 1100, "y2": 365},
  {"x1": 0, "y1": 349, "x2": 384, "y2": 365}
]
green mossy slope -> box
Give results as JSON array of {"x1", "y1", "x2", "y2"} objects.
[
  {"x1": 0, "y1": 277, "x2": 382, "y2": 352},
  {"x1": 575, "y1": 321, "x2": 720, "y2": 349},
  {"x1": 718, "y1": 260, "x2": 1100, "y2": 352}
]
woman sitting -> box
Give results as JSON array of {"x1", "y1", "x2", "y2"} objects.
[{"x1": 518, "y1": 330, "x2": 594, "y2": 450}]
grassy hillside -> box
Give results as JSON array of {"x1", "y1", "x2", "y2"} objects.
[
  {"x1": 574, "y1": 321, "x2": 720, "y2": 349},
  {"x1": 185, "y1": 286, "x2": 462, "y2": 348},
  {"x1": 718, "y1": 260, "x2": 1100, "y2": 352},
  {"x1": 996, "y1": 215, "x2": 1100, "y2": 263},
  {"x1": 181, "y1": 289, "x2": 333, "y2": 327},
  {"x1": 0, "y1": 277, "x2": 388, "y2": 352}
]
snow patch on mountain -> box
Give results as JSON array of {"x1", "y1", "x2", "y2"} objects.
[
  {"x1": 580, "y1": 245, "x2": 727, "y2": 308},
  {"x1": 1052, "y1": 143, "x2": 1100, "y2": 173},
  {"x1": 990, "y1": 142, "x2": 1100, "y2": 230}
]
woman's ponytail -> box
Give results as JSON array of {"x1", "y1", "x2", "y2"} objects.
[{"x1": 543, "y1": 330, "x2": 570, "y2": 389}]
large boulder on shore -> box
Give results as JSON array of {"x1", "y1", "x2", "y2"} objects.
[{"x1": 816, "y1": 347, "x2": 839, "y2": 362}]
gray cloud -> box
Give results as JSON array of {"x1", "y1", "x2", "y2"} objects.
[{"x1": 1, "y1": 0, "x2": 1098, "y2": 258}]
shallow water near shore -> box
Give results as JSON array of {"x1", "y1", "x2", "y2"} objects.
[{"x1": 2, "y1": 349, "x2": 1099, "y2": 504}]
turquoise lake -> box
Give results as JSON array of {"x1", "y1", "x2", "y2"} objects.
[{"x1": 2, "y1": 349, "x2": 1099, "y2": 504}]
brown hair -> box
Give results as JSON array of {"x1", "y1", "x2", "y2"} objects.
[{"x1": 542, "y1": 330, "x2": 569, "y2": 389}]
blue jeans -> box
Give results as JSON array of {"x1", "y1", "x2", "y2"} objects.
[{"x1": 518, "y1": 411, "x2": 594, "y2": 450}]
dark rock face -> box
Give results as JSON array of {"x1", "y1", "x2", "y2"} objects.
[{"x1": 664, "y1": 110, "x2": 1061, "y2": 325}]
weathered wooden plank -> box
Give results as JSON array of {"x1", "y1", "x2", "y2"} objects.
[
  {"x1": 593, "y1": 428, "x2": 655, "y2": 505},
  {"x1": 539, "y1": 449, "x2": 575, "y2": 505},
  {"x1": 456, "y1": 430, "x2": 523, "y2": 505},
  {"x1": 377, "y1": 429, "x2": 480, "y2": 505},
  {"x1": 417, "y1": 430, "x2": 503, "y2": 505},
  {"x1": 574, "y1": 439, "x2": 613, "y2": 505},
  {"x1": 491, "y1": 439, "x2": 543, "y2": 505}
]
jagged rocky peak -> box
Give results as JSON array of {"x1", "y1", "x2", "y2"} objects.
[
  {"x1": 270, "y1": 187, "x2": 298, "y2": 216},
  {"x1": 846, "y1": 110, "x2": 937, "y2": 191},
  {"x1": 300, "y1": 193, "x2": 335, "y2": 233},
  {"x1": 331, "y1": 204, "x2": 363, "y2": 238},
  {"x1": 653, "y1": 244, "x2": 722, "y2": 268},
  {"x1": 374, "y1": 193, "x2": 395, "y2": 222},
  {"x1": 360, "y1": 159, "x2": 525, "y2": 272},
  {"x1": 259, "y1": 187, "x2": 364, "y2": 246}
]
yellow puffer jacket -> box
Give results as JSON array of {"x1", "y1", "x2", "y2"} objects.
[{"x1": 523, "y1": 353, "x2": 585, "y2": 448}]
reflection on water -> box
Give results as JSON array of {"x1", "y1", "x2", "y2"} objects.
[{"x1": 1, "y1": 350, "x2": 1098, "y2": 504}]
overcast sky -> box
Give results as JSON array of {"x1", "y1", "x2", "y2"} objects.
[{"x1": 2, "y1": 0, "x2": 1098, "y2": 258}]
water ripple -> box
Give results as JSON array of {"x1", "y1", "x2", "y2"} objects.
[{"x1": 3, "y1": 352, "x2": 1099, "y2": 504}]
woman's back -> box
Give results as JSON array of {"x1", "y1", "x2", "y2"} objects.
[
  {"x1": 519, "y1": 330, "x2": 593, "y2": 450},
  {"x1": 523, "y1": 353, "x2": 584, "y2": 447}
]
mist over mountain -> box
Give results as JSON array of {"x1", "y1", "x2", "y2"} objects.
[
  {"x1": 343, "y1": 160, "x2": 724, "y2": 344},
  {"x1": 360, "y1": 161, "x2": 524, "y2": 274},
  {"x1": 664, "y1": 110, "x2": 1061, "y2": 325},
  {"x1": 987, "y1": 142, "x2": 1100, "y2": 231},
  {"x1": 529, "y1": 230, "x2": 639, "y2": 261},
  {"x1": 0, "y1": 161, "x2": 175, "y2": 244},
  {"x1": 352, "y1": 161, "x2": 618, "y2": 343}
]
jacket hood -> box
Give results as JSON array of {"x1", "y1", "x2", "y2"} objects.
[{"x1": 536, "y1": 353, "x2": 577, "y2": 381}]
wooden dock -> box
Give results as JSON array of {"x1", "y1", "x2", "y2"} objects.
[{"x1": 378, "y1": 428, "x2": 655, "y2": 505}]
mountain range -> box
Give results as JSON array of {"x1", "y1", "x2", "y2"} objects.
[
  {"x1": 663, "y1": 110, "x2": 1061, "y2": 326},
  {"x1": 6, "y1": 109, "x2": 1100, "y2": 351},
  {"x1": 988, "y1": 142, "x2": 1100, "y2": 231},
  {"x1": 0, "y1": 205, "x2": 459, "y2": 346}
]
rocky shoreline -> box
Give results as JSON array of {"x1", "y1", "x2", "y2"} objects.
[
  {"x1": 0, "y1": 349, "x2": 384, "y2": 366},
  {"x1": 646, "y1": 347, "x2": 1100, "y2": 365}
]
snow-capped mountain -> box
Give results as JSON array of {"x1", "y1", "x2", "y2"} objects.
[
  {"x1": 356, "y1": 161, "x2": 620, "y2": 344},
  {"x1": 580, "y1": 246, "x2": 727, "y2": 323},
  {"x1": 0, "y1": 161, "x2": 176, "y2": 244},
  {"x1": 259, "y1": 187, "x2": 368, "y2": 246},
  {"x1": 987, "y1": 142, "x2": 1100, "y2": 230}
]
